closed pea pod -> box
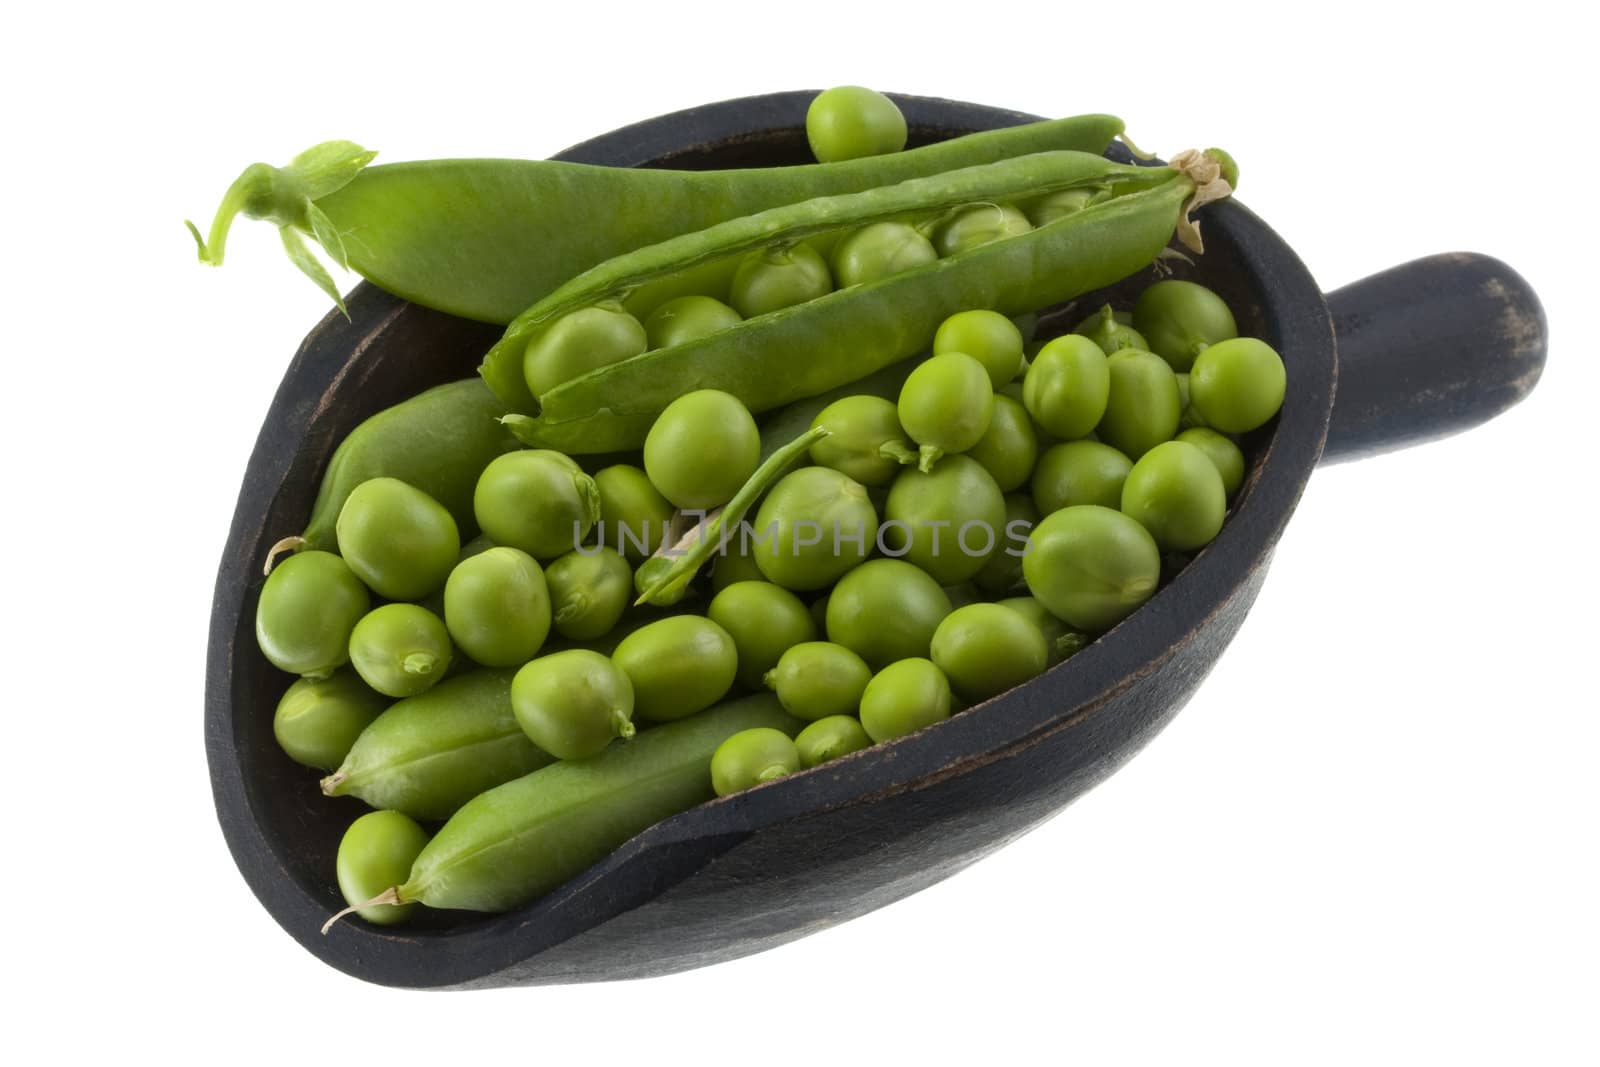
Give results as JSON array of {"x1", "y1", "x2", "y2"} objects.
[{"x1": 256, "y1": 550, "x2": 369, "y2": 678}]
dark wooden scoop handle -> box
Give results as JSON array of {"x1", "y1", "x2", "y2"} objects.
[{"x1": 1319, "y1": 252, "x2": 1547, "y2": 464}]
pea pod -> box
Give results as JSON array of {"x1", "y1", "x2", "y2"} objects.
[
  {"x1": 270, "y1": 378, "x2": 515, "y2": 564},
  {"x1": 320, "y1": 669, "x2": 553, "y2": 821},
  {"x1": 495, "y1": 151, "x2": 1234, "y2": 453},
  {"x1": 323, "y1": 694, "x2": 803, "y2": 924},
  {"x1": 189, "y1": 115, "x2": 1123, "y2": 323}
]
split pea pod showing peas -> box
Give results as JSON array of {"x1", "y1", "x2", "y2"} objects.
[
  {"x1": 325, "y1": 695, "x2": 803, "y2": 924},
  {"x1": 490, "y1": 151, "x2": 1234, "y2": 453},
  {"x1": 189, "y1": 115, "x2": 1123, "y2": 323}
]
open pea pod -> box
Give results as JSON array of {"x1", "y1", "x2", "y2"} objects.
[{"x1": 489, "y1": 150, "x2": 1233, "y2": 453}]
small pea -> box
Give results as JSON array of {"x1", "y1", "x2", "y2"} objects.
[
  {"x1": 729, "y1": 244, "x2": 832, "y2": 319},
  {"x1": 967, "y1": 394, "x2": 1039, "y2": 493},
  {"x1": 859, "y1": 658, "x2": 953, "y2": 743},
  {"x1": 933, "y1": 203, "x2": 1032, "y2": 257},
  {"x1": 443, "y1": 546, "x2": 552, "y2": 668},
  {"x1": 1022, "y1": 505, "x2": 1161, "y2": 633},
  {"x1": 643, "y1": 294, "x2": 742, "y2": 349},
  {"x1": 474, "y1": 450, "x2": 600, "y2": 561},
  {"x1": 1188, "y1": 337, "x2": 1287, "y2": 433},
  {"x1": 612, "y1": 615, "x2": 739, "y2": 722},
  {"x1": 1132, "y1": 280, "x2": 1238, "y2": 372},
  {"x1": 1120, "y1": 440, "x2": 1227, "y2": 552},
  {"x1": 830, "y1": 221, "x2": 937, "y2": 287},
  {"x1": 764, "y1": 640, "x2": 873, "y2": 722},
  {"x1": 1031, "y1": 440, "x2": 1133, "y2": 514},
  {"x1": 933, "y1": 309, "x2": 1025, "y2": 388},
  {"x1": 805, "y1": 86, "x2": 907, "y2": 163},
  {"x1": 898, "y1": 351, "x2": 995, "y2": 470},
  {"x1": 751, "y1": 466, "x2": 877, "y2": 592},
  {"x1": 826, "y1": 559, "x2": 953, "y2": 670},
  {"x1": 523, "y1": 303, "x2": 647, "y2": 397},
  {"x1": 1022, "y1": 334, "x2": 1110, "y2": 440},
  {"x1": 545, "y1": 546, "x2": 632, "y2": 642},
  {"x1": 795, "y1": 715, "x2": 873, "y2": 768},
  {"x1": 348, "y1": 603, "x2": 453, "y2": 698},
  {"x1": 256, "y1": 550, "x2": 370, "y2": 678},
  {"x1": 1071, "y1": 304, "x2": 1149, "y2": 355},
  {"x1": 931, "y1": 603, "x2": 1050, "y2": 702},
  {"x1": 336, "y1": 811, "x2": 430, "y2": 926},
  {"x1": 511, "y1": 649, "x2": 635, "y2": 760},
  {"x1": 273, "y1": 669, "x2": 388, "y2": 771},
  {"x1": 1177, "y1": 427, "x2": 1246, "y2": 499},
  {"x1": 644, "y1": 389, "x2": 761, "y2": 510},
  {"x1": 711, "y1": 727, "x2": 803, "y2": 796},
  {"x1": 1097, "y1": 349, "x2": 1181, "y2": 460}
]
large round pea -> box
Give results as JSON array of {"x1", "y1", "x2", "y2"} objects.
[
  {"x1": 1031, "y1": 440, "x2": 1133, "y2": 514},
  {"x1": 751, "y1": 466, "x2": 877, "y2": 592},
  {"x1": 612, "y1": 615, "x2": 738, "y2": 722},
  {"x1": 593, "y1": 464, "x2": 675, "y2": 563},
  {"x1": 829, "y1": 221, "x2": 937, "y2": 287},
  {"x1": 972, "y1": 493, "x2": 1037, "y2": 596},
  {"x1": 1177, "y1": 427, "x2": 1246, "y2": 499},
  {"x1": 1120, "y1": 440, "x2": 1227, "y2": 552},
  {"x1": 931, "y1": 603, "x2": 1050, "y2": 702},
  {"x1": 933, "y1": 309, "x2": 1025, "y2": 388},
  {"x1": 273, "y1": 669, "x2": 388, "y2": 771},
  {"x1": 545, "y1": 547, "x2": 632, "y2": 642},
  {"x1": 1097, "y1": 349, "x2": 1181, "y2": 459},
  {"x1": 1022, "y1": 334, "x2": 1110, "y2": 440},
  {"x1": 810, "y1": 394, "x2": 916, "y2": 487},
  {"x1": 729, "y1": 244, "x2": 832, "y2": 319},
  {"x1": 334, "y1": 478, "x2": 460, "y2": 602},
  {"x1": 859, "y1": 658, "x2": 953, "y2": 743},
  {"x1": 794, "y1": 715, "x2": 873, "y2": 768},
  {"x1": 523, "y1": 303, "x2": 647, "y2": 397},
  {"x1": 474, "y1": 450, "x2": 600, "y2": 560},
  {"x1": 1022, "y1": 505, "x2": 1161, "y2": 633},
  {"x1": 256, "y1": 550, "x2": 370, "y2": 678},
  {"x1": 511, "y1": 649, "x2": 635, "y2": 760},
  {"x1": 764, "y1": 640, "x2": 873, "y2": 722},
  {"x1": 708, "y1": 581, "x2": 818, "y2": 690},
  {"x1": 1072, "y1": 304, "x2": 1149, "y2": 356},
  {"x1": 711, "y1": 727, "x2": 802, "y2": 796},
  {"x1": 825, "y1": 559, "x2": 953, "y2": 669},
  {"x1": 933, "y1": 203, "x2": 1032, "y2": 257},
  {"x1": 336, "y1": 811, "x2": 429, "y2": 925},
  {"x1": 805, "y1": 86, "x2": 907, "y2": 163},
  {"x1": 442, "y1": 546, "x2": 551, "y2": 668},
  {"x1": 644, "y1": 389, "x2": 760, "y2": 510},
  {"x1": 882, "y1": 455, "x2": 1007, "y2": 586},
  {"x1": 1132, "y1": 280, "x2": 1238, "y2": 372},
  {"x1": 898, "y1": 351, "x2": 995, "y2": 470},
  {"x1": 643, "y1": 294, "x2": 742, "y2": 350},
  {"x1": 348, "y1": 603, "x2": 453, "y2": 698},
  {"x1": 967, "y1": 394, "x2": 1039, "y2": 493},
  {"x1": 1188, "y1": 337, "x2": 1287, "y2": 433}
]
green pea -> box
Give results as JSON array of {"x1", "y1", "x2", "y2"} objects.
[
  {"x1": 997, "y1": 596, "x2": 1087, "y2": 665},
  {"x1": 273, "y1": 669, "x2": 388, "y2": 771},
  {"x1": 711, "y1": 534, "x2": 767, "y2": 594},
  {"x1": 1177, "y1": 427, "x2": 1246, "y2": 499},
  {"x1": 1097, "y1": 349, "x2": 1181, "y2": 459},
  {"x1": 972, "y1": 493, "x2": 1037, "y2": 596},
  {"x1": 545, "y1": 547, "x2": 632, "y2": 642},
  {"x1": 967, "y1": 394, "x2": 1039, "y2": 493},
  {"x1": 256, "y1": 550, "x2": 370, "y2": 678},
  {"x1": 829, "y1": 221, "x2": 937, "y2": 287},
  {"x1": 1120, "y1": 440, "x2": 1227, "y2": 552},
  {"x1": 898, "y1": 351, "x2": 995, "y2": 470},
  {"x1": 933, "y1": 203, "x2": 1032, "y2": 257},
  {"x1": 474, "y1": 450, "x2": 600, "y2": 560},
  {"x1": 805, "y1": 85, "x2": 907, "y2": 163},
  {"x1": 644, "y1": 389, "x2": 760, "y2": 510},
  {"x1": 593, "y1": 464, "x2": 675, "y2": 564},
  {"x1": 825, "y1": 558, "x2": 953, "y2": 669},
  {"x1": 511, "y1": 649, "x2": 635, "y2": 760},
  {"x1": 1024, "y1": 186, "x2": 1098, "y2": 227},
  {"x1": 1031, "y1": 440, "x2": 1133, "y2": 514},
  {"x1": 711, "y1": 727, "x2": 802, "y2": 796},
  {"x1": 883, "y1": 455, "x2": 1007, "y2": 586},
  {"x1": 643, "y1": 294, "x2": 742, "y2": 349},
  {"x1": 795, "y1": 715, "x2": 873, "y2": 768},
  {"x1": 809, "y1": 394, "x2": 916, "y2": 487},
  {"x1": 933, "y1": 309, "x2": 1025, "y2": 388},
  {"x1": 751, "y1": 466, "x2": 877, "y2": 592},
  {"x1": 336, "y1": 811, "x2": 430, "y2": 926},
  {"x1": 930, "y1": 602, "x2": 1050, "y2": 702},
  {"x1": 348, "y1": 603, "x2": 453, "y2": 698},
  {"x1": 1132, "y1": 280, "x2": 1238, "y2": 372},
  {"x1": 1071, "y1": 304, "x2": 1149, "y2": 355},
  {"x1": 729, "y1": 244, "x2": 832, "y2": 319},
  {"x1": 764, "y1": 640, "x2": 873, "y2": 722},
  {"x1": 1022, "y1": 505, "x2": 1160, "y2": 633},
  {"x1": 1022, "y1": 334, "x2": 1110, "y2": 440},
  {"x1": 332, "y1": 478, "x2": 459, "y2": 602},
  {"x1": 1188, "y1": 337, "x2": 1287, "y2": 433},
  {"x1": 708, "y1": 581, "x2": 819, "y2": 690},
  {"x1": 612, "y1": 615, "x2": 738, "y2": 722},
  {"x1": 523, "y1": 303, "x2": 647, "y2": 397},
  {"x1": 442, "y1": 546, "x2": 551, "y2": 668},
  {"x1": 859, "y1": 658, "x2": 953, "y2": 743}
]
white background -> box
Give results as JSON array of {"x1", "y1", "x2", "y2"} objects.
[{"x1": 5, "y1": 2, "x2": 1594, "y2": 1063}]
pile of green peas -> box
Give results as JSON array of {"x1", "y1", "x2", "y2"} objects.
[{"x1": 253, "y1": 88, "x2": 1285, "y2": 924}]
